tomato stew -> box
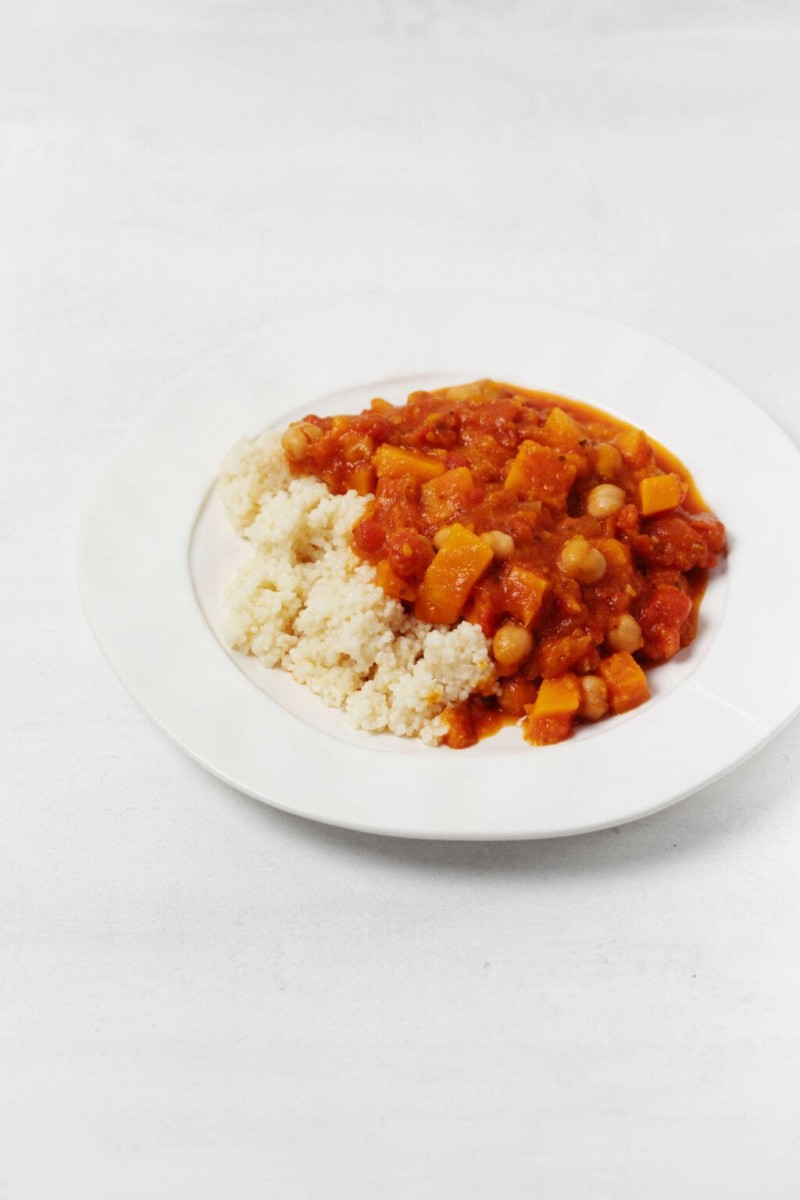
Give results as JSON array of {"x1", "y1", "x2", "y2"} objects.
[{"x1": 281, "y1": 380, "x2": 726, "y2": 747}]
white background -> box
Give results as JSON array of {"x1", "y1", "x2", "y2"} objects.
[{"x1": 2, "y1": 1, "x2": 800, "y2": 1197}]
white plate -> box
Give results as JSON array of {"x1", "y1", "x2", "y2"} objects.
[{"x1": 78, "y1": 297, "x2": 800, "y2": 839}]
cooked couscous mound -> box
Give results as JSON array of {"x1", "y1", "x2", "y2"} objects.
[{"x1": 218, "y1": 430, "x2": 494, "y2": 744}]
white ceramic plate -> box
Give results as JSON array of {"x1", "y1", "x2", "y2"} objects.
[{"x1": 79, "y1": 297, "x2": 800, "y2": 839}]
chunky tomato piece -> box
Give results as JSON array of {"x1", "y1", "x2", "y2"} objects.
[
  {"x1": 637, "y1": 587, "x2": 693, "y2": 662},
  {"x1": 385, "y1": 529, "x2": 435, "y2": 584},
  {"x1": 352, "y1": 516, "x2": 385, "y2": 556},
  {"x1": 370, "y1": 476, "x2": 424, "y2": 535},
  {"x1": 687, "y1": 511, "x2": 726, "y2": 565},
  {"x1": 537, "y1": 634, "x2": 596, "y2": 680},
  {"x1": 497, "y1": 676, "x2": 539, "y2": 715},
  {"x1": 633, "y1": 512, "x2": 719, "y2": 571}
]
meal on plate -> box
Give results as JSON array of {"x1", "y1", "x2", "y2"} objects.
[{"x1": 218, "y1": 380, "x2": 726, "y2": 748}]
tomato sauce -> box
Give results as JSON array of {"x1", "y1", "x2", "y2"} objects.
[{"x1": 281, "y1": 380, "x2": 726, "y2": 747}]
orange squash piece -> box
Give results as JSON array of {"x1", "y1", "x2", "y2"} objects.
[
  {"x1": 503, "y1": 441, "x2": 577, "y2": 508},
  {"x1": 524, "y1": 673, "x2": 581, "y2": 745},
  {"x1": 537, "y1": 633, "x2": 595, "y2": 679},
  {"x1": 420, "y1": 466, "x2": 474, "y2": 525},
  {"x1": 414, "y1": 523, "x2": 493, "y2": 625},
  {"x1": 500, "y1": 562, "x2": 549, "y2": 627},
  {"x1": 531, "y1": 674, "x2": 581, "y2": 716},
  {"x1": 592, "y1": 537, "x2": 631, "y2": 569},
  {"x1": 349, "y1": 464, "x2": 377, "y2": 495},
  {"x1": 639, "y1": 472, "x2": 684, "y2": 517},
  {"x1": 542, "y1": 406, "x2": 584, "y2": 448},
  {"x1": 374, "y1": 560, "x2": 417, "y2": 602},
  {"x1": 598, "y1": 651, "x2": 650, "y2": 713},
  {"x1": 613, "y1": 428, "x2": 653, "y2": 469},
  {"x1": 373, "y1": 444, "x2": 446, "y2": 483}
]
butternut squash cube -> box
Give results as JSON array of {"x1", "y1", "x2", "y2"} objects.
[
  {"x1": 374, "y1": 560, "x2": 417, "y2": 602},
  {"x1": 500, "y1": 563, "x2": 549, "y2": 627},
  {"x1": 349, "y1": 464, "x2": 377, "y2": 495},
  {"x1": 613, "y1": 428, "x2": 653, "y2": 468},
  {"x1": 598, "y1": 651, "x2": 650, "y2": 713},
  {"x1": 503, "y1": 440, "x2": 577, "y2": 509},
  {"x1": 524, "y1": 673, "x2": 581, "y2": 745},
  {"x1": 373, "y1": 444, "x2": 446, "y2": 483},
  {"x1": 639, "y1": 472, "x2": 684, "y2": 517},
  {"x1": 420, "y1": 466, "x2": 474, "y2": 525},
  {"x1": 537, "y1": 633, "x2": 595, "y2": 679},
  {"x1": 414, "y1": 523, "x2": 493, "y2": 625},
  {"x1": 592, "y1": 537, "x2": 631, "y2": 569},
  {"x1": 530, "y1": 674, "x2": 581, "y2": 717},
  {"x1": 543, "y1": 406, "x2": 584, "y2": 447}
]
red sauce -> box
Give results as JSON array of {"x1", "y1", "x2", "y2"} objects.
[{"x1": 282, "y1": 380, "x2": 726, "y2": 747}]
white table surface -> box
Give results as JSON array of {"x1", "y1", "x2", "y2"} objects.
[{"x1": 2, "y1": 2, "x2": 800, "y2": 1196}]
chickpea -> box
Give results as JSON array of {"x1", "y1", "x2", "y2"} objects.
[
  {"x1": 585, "y1": 483, "x2": 626, "y2": 519},
  {"x1": 578, "y1": 675, "x2": 609, "y2": 721},
  {"x1": 480, "y1": 529, "x2": 515, "y2": 560},
  {"x1": 559, "y1": 535, "x2": 607, "y2": 584},
  {"x1": 432, "y1": 526, "x2": 454, "y2": 550},
  {"x1": 492, "y1": 622, "x2": 533, "y2": 667},
  {"x1": 595, "y1": 443, "x2": 623, "y2": 480},
  {"x1": 445, "y1": 383, "x2": 482, "y2": 402},
  {"x1": 606, "y1": 613, "x2": 643, "y2": 653},
  {"x1": 281, "y1": 421, "x2": 323, "y2": 462}
]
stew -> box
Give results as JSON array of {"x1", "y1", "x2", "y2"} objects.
[{"x1": 281, "y1": 380, "x2": 726, "y2": 747}]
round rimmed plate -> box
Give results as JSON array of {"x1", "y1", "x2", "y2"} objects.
[{"x1": 79, "y1": 297, "x2": 800, "y2": 839}]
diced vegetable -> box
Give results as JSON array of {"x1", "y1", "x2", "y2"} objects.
[
  {"x1": 500, "y1": 563, "x2": 549, "y2": 627},
  {"x1": 374, "y1": 560, "x2": 417, "y2": 602},
  {"x1": 639, "y1": 472, "x2": 684, "y2": 517},
  {"x1": 529, "y1": 675, "x2": 581, "y2": 715},
  {"x1": 613, "y1": 429, "x2": 653, "y2": 469},
  {"x1": 350, "y1": 465, "x2": 376, "y2": 495},
  {"x1": 497, "y1": 676, "x2": 539, "y2": 715},
  {"x1": 414, "y1": 523, "x2": 493, "y2": 624},
  {"x1": 598, "y1": 651, "x2": 650, "y2": 713},
  {"x1": 442, "y1": 702, "x2": 477, "y2": 749},
  {"x1": 503, "y1": 440, "x2": 577, "y2": 508},
  {"x1": 385, "y1": 529, "x2": 435, "y2": 583},
  {"x1": 543, "y1": 407, "x2": 583, "y2": 447},
  {"x1": 538, "y1": 633, "x2": 595, "y2": 679},
  {"x1": 634, "y1": 513, "x2": 718, "y2": 571},
  {"x1": 352, "y1": 516, "x2": 385, "y2": 556},
  {"x1": 637, "y1": 587, "x2": 693, "y2": 662},
  {"x1": 420, "y1": 466, "x2": 474, "y2": 525},
  {"x1": 594, "y1": 442, "x2": 623, "y2": 479},
  {"x1": 524, "y1": 673, "x2": 581, "y2": 745},
  {"x1": 373, "y1": 444, "x2": 446, "y2": 483},
  {"x1": 463, "y1": 577, "x2": 500, "y2": 636}
]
